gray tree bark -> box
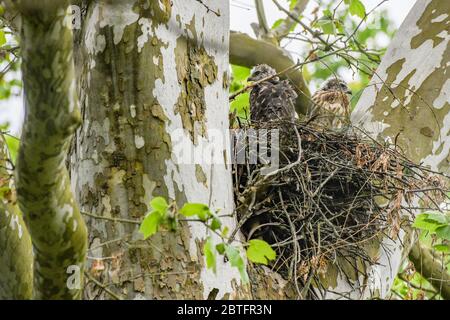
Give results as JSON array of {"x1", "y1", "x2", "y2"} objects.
[
  {"x1": 15, "y1": 0, "x2": 87, "y2": 299},
  {"x1": 69, "y1": 0, "x2": 250, "y2": 300}
]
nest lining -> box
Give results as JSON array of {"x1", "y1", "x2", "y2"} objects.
[{"x1": 232, "y1": 119, "x2": 448, "y2": 297}]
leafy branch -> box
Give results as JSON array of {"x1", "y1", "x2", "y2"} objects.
[{"x1": 139, "y1": 197, "x2": 277, "y2": 284}]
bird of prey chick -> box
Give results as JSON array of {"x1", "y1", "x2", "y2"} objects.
[
  {"x1": 309, "y1": 77, "x2": 352, "y2": 129},
  {"x1": 248, "y1": 64, "x2": 298, "y2": 123}
]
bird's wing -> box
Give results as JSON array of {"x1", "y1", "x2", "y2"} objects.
[{"x1": 251, "y1": 80, "x2": 297, "y2": 122}]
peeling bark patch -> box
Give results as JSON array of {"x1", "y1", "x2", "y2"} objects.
[
  {"x1": 135, "y1": 135, "x2": 145, "y2": 149},
  {"x1": 195, "y1": 164, "x2": 207, "y2": 187},
  {"x1": 151, "y1": 104, "x2": 169, "y2": 121},
  {"x1": 97, "y1": 1, "x2": 140, "y2": 45},
  {"x1": 420, "y1": 127, "x2": 434, "y2": 137},
  {"x1": 137, "y1": 18, "x2": 152, "y2": 53},
  {"x1": 222, "y1": 71, "x2": 230, "y2": 90},
  {"x1": 174, "y1": 37, "x2": 218, "y2": 142},
  {"x1": 433, "y1": 79, "x2": 450, "y2": 109},
  {"x1": 147, "y1": 0, "x2": 172, "y2": 24},
  {"x1": 411, "y1": 0, "x2": 450, "y2": 49}
]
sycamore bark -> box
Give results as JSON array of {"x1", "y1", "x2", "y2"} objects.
[
  {"x1": 15, "y1": 0, "x2": 87, "y2": 299},
  {"x1": 0, "y1": 135, "x2": 33, "y2": 299},
  {"x1": 69, "y1": 0, "x2": 249, "y2": 300}
]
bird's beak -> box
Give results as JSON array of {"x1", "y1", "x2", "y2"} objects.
[
  {"x1": 346, "y1": 89, "x2": 352, "y2": 95},
  {"x1": 247, "y1": 75, "x2": 255, "y2": 82}
]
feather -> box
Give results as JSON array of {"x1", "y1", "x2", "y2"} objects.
[{"x1": 249, "y1": 65, "x2": 297, "y2": 122}]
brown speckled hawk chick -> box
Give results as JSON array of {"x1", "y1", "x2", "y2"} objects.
[
  {"x1": 248, "y1": 64, "x2": 298, "y2": 122},
  {"x1": 309, "y1": 77, "x2": 352, "y2": 129}
]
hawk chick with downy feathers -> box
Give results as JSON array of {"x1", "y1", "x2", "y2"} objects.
[
  {"x1": 248, "y1": 64, "x2": 298, "y2": 122},
  {"x1": 309, "y1": 77, "x2": 352, "y2": 129}
]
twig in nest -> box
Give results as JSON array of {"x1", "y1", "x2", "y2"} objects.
[{"x1": 232, "y1": 119, "x2": 448, "y2": 298}]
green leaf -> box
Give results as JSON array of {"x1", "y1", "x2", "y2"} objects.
[
  {"x1": 433, "y1": 244, "x2": 450, "y2": 253},
  {"x1": 139, "y1": 211, "x2": 162, "y2": 239},
  {"x1": 345, "y1": 0, "x2": 366, "y2": 19},
  {"x1": 231, "y1": 65, "x2": 251, "y2": 83},
  {"x1": 230, "y1": 92, "x2": 250, "y2": 120},
  {"x1": 435, "y1": 225, "x2": 450, "y2": 241},
  {"x1": 246, "y1": 239, "x2": 276, "y2": 265},
  {"x1": 271, "y1": 18, "x2": 284, "y2": 30},
  {"x1": 210, "y1": 218, "x2": 222, "y2": 231},
  {"x1": 412, "y1": 219, "x2": 438, "y2": 232},
  {"x1": 204, "y1": 237, "x2": 217, "y2": 273},
  {"x1": 334, "y1": 19, "x2": 345, "y2": 34},
  {"x1": 179, "y1": 203, "x2": 211, "y2": 221},
  {"x1": 413, "y1": 213, "x2": 445, "y2": 232},
  {"x1": 289, "y1": 0, "x2": 298, "y2": 10},
  {"x1": 0, "y1": 31, "x2": 6, "y2": 47},
  {"x1": 424, "y1": 213, "x2": 448, "y2": 225},
  {"x1": 221, "y1": 226, "x2": 229, "y2": 238},
  {"x1": 216, "y1": 243, "x2": 226, "y2": 255},
  {"x1": 315, "y1": 17, "x2": 336, "y2": 35},
  {"x1": 150, "y1": 197, "x2": 168, "y2": 214},
  {"x1": 4, "y1": 135, "x2": 19, "y2": 164},
  {"x1": 210, "y1": 214, "x2": 222, "y2": 231},
  {"x1": 225, "y1": 245, "x2": 249, "y2": 284}
]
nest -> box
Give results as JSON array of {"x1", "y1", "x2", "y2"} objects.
[{"x1": 231, "y1": 119, "x2": 448, "y2": 298}]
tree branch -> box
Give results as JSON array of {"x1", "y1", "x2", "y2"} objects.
[
  {"x1": 0, "y1": 134, "x2": 33, "y2": 300},
  {"x1": 272, "y1": 0, "x2": 329, "y2": 47},
  {"x1": 409, "y1": 243, "x2": 450, "y2": 300},
  {"x1": 230, "y1": 31, "x2": 311, "y2": 115},
  {"x1": 254, "y1": 0, "x2": 270, "y2": 35},
  {"x1": 272, "y1": 0, "x2": 309, "y2": 41},
  {"x1": 15, "y1": 0, "x2": 88, "y2": 299}
]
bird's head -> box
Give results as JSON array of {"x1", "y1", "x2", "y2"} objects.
[
  {"x1": 248, "y1": 64, "x2": 278, "y2": 82},
  {"x1": 320, "y1": 77, "x2": 352, "y2": 95}
]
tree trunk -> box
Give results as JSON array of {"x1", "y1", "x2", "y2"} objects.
[
  {"x1": 69, "y1": 0, "x2": 250, "y2": 299},
  {"x1": 15, "y1": 0, "x2": 87, "y2": 299}
]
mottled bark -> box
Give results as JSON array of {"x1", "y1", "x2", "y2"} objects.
[
  {"x1": 70, "y1": 0, "x2": 250, "y2": 300},
  {"x1": 0, "y1": 135, "x2": 33, "y2": 299},
  {"x1": 230, "y1": 31, "x2": 311, "y2": 115},
  {"x1": 15, "y1": 1, "x2": 87, "y2": 299},
  {"x1": 352, "y1": 0, "x2": 450, "y2": 172},
  {"x1": 313, "y1": 0, "x2": 450, "y2": 299}
]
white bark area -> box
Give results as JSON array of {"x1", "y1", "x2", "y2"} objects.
[
  {"x1": 324, "y1": 0, "x2": 450, "y2": 299},
  {"x1": 151, "y1": 1, "x2": 243, "y2": 298},
  {"x1": 70, "y1": 0, "x2": 244, "y2": 299}
]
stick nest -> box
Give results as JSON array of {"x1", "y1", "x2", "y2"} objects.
[{"x1": 232, "y1": 119, "x2": 448, "y2": 296}]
